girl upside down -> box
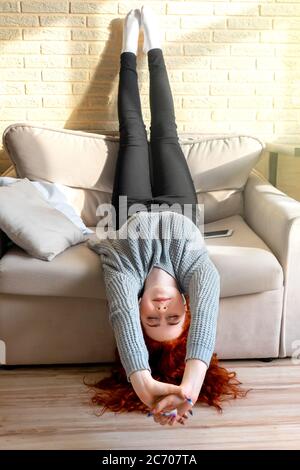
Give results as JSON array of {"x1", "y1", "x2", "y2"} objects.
[{"x1": 86, "y1": 6, "x2": 249, "y2": 426}]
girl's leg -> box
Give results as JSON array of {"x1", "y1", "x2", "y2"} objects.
[
  {"x1": 112, "y1": 52, "x2": 152, "y2": 229},
  {"x1": 148, "y1": 48, "x2": 198, "y2": 219}
]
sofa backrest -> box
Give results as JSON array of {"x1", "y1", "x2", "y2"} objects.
[{"x1": 3, "y1": 123, "x2": 264, "y2": 226}]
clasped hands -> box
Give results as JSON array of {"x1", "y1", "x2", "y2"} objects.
[
  {"x1": 130, "y1": 359, "x2": 207, "y2": 426},
  {"x1": 147, "y1": 383, "x2": 195, "y2": 426}
]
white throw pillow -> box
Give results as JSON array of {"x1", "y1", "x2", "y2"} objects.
[
  {"x1": 0, "y1": 178, "x2": 86, "y2": 261},
  {"x1": 0, "y1": 177, "x2": 92, "y2": 234}
]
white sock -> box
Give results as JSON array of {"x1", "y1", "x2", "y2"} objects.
[
  {"x1": 121, "y1": 9, "x2": 141, "y2": 55},
  {"x1": 141, "y1": 5, "x2": 162, "y2": 54}
]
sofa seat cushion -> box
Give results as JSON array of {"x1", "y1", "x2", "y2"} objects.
[
  {"x1": 205, "y1": 215, "x2": 284, "y2": 297},
  {"x1": 0, "y1": 239, "x2": 106, "y2": 299},
  {"x1": 0, "y1": 215, "x2": 283, "y2": 299}
]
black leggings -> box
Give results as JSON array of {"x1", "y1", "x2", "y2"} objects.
[{"x1": 111, "y1": 48, "x2": 198, "y2": 230}]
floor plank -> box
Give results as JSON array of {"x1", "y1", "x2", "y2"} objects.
[{"x1": 0, "y1": 358, "x2": 299, "y2": 450}]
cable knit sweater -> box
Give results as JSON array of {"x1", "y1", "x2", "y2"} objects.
[{"x1": 88, "y1": 210, "x2": 220, "y2": 383}]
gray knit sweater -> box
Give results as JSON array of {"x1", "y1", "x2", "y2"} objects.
[{"x1": 88, "y1": 210, "x2": 220, "y2": 383}]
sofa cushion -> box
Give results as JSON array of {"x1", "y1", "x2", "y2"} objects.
[
  {"x1": 3, "y1": 124, "x2": 264, "y2": 225},
  {"x1": 0, "y1": 176, "x2": 92, "y2": 235},
  {"x1": 0, "y1": 215, "x2": 283, "y2": 299},
  {"x1": 197, "y1": 188, "x2": 244, "y2": 224},
  {"x1": 0, "y1": 178, "x2": 86, "y2": 261},
  {"x1": 0, "y1": 240, "x2": 106, "y2": 299},
  {"x1": 205, "y1": 215, "x2": 284, "y2": 297}
]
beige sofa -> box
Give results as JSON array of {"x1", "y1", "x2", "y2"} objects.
[{"x1": 1, "y1": 123, "x2": 300, "y2": 367}]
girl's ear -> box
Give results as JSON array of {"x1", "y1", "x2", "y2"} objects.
[{"x1": 138, "y1": 297, "x2": 141, "y2": 304}]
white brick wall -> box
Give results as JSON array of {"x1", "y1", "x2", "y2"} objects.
[{"x1": 0, "y1": 0, "x2": 300, "y2": 173}]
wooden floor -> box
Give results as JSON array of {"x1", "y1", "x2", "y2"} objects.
[{"x1": 0, "y1": 358, "x2": 300, "y2": 450}]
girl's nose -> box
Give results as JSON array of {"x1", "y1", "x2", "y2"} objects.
[
  {"x1": 154, "y1": 300, "x2": 169, "y2": 310},
  {"x1": 156, "y1": 304, "x2": 167, "y2": 310}
]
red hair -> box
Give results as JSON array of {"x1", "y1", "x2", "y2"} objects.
[{"x1": 83, "y1": 296, "x2": 250, "y2": 416}]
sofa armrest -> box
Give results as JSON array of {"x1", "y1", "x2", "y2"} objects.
[{"x1": 244, "y1": 170, "x2": 300, "y2": 357}]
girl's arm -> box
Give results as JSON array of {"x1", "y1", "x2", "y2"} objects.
[
  {"x1": 180, "y1": 358, "x2": 208, "y2": 404},
  {"x1": 102, "y1": 269, "x2": 186, "y2": 407},
  {"x1": 103, "y1": 271, "x2": 152, "y2": 382},
  {"x1": 151, "y1": 256, "x2": 220, "y2": 417},
  {"x1": 102, "y1": 272, "x2": 186, "y2": 411},
  {"x1": 184, "y1": 255, "x2": 220, "y2": 371}
]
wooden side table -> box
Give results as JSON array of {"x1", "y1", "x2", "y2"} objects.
[{"x1": 266, "y1": 143, "x2": 300, "y2": 187}]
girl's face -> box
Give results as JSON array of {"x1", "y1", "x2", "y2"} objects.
[{"x1": 139, "y1": 284, "x2": 186, "y2": 341}]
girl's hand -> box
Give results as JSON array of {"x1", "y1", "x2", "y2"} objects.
[
  {"x1": 140, "y1": 379, "x2": 191, "y2": 426},
  {"x1": 129, "y1": 370, "x2": 186, "y2": 410},
  {"x1": 150, "y1": 358, "x2": 207, "y2": 424},
  {"x1": 152, "y1": 410, "x2": 189, "y2": 426},
  {"x1": 150, "y1": 391, "x2": 194, "y2": 426},
  {"x1": 146, "y1": 378, "x2": 186, "y2": 409}
]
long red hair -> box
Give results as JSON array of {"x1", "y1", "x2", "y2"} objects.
[{"x1": 83, "y1": 296, "x2": 250, "y2": 415}]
